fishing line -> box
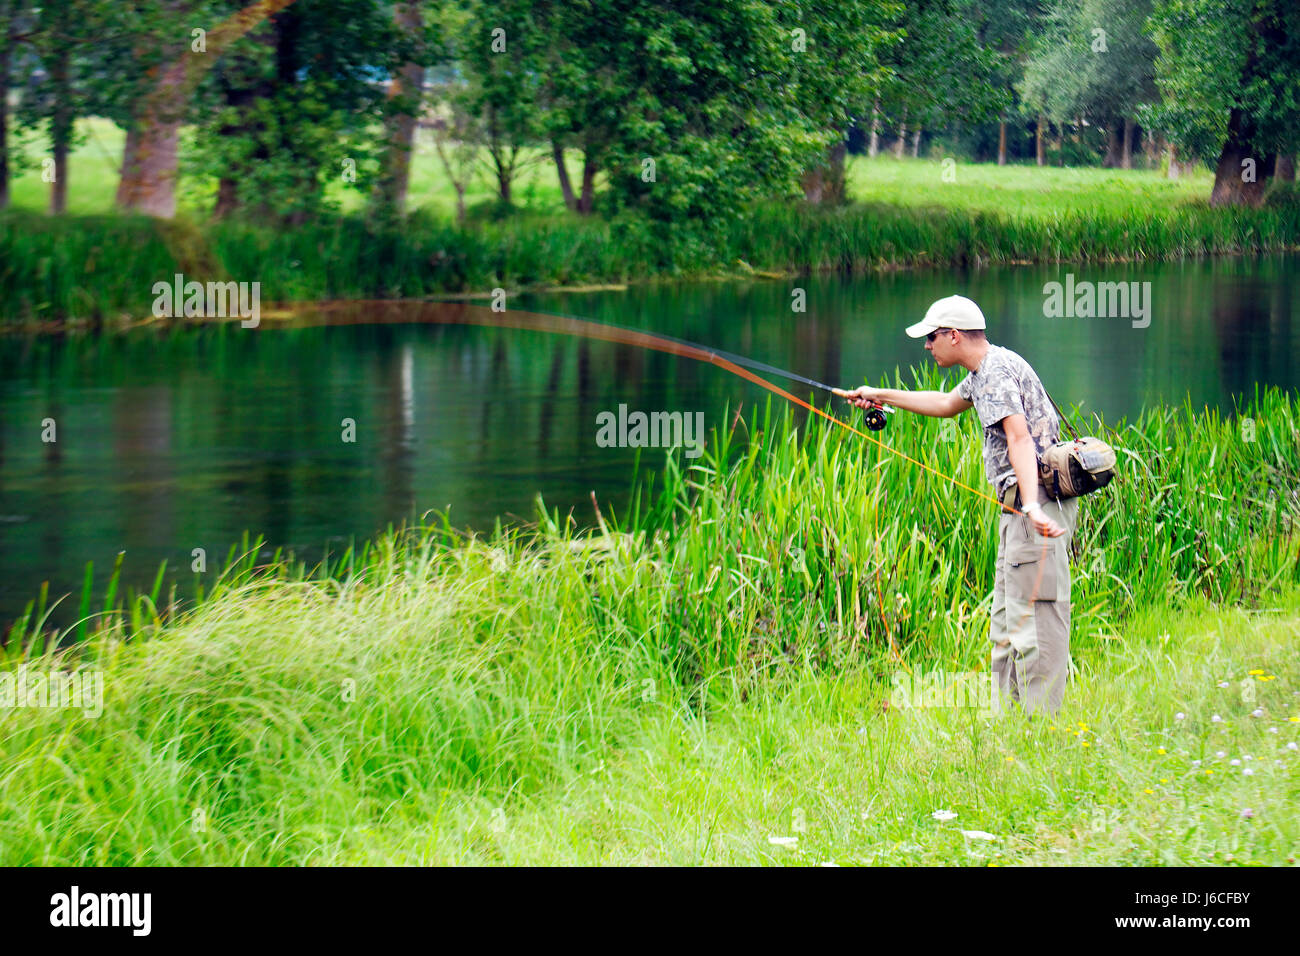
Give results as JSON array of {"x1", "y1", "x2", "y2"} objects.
[{"x1": 291, "y1": 299, "x2": 1021, "y2": 516}]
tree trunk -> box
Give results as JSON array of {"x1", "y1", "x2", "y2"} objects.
[
  {"x1": 868, "y1": 99, "x2": 880, "y2": 157},
  {"x1": 1101, "y1": 122, "x2": 1122, "y2": 168},
  {"x1": 828, "y1": 139, "x2": 846, "y2": 200},
  {"x1": 214, "y1": 177, "x2": 239, "y2": 218},
  {"x1": 484, "y1": 106, "x2": 519, "y2": 204},
  {"x1": 802, "y1": 139, "x2": 847, "y2": 204},
  {"x1": 0, "y1": 38, "x2": 9, "y2": 211},
  {"x1": 576, "y1": 150, "x2": 597, "y2": 215},
  {"x1": 1210, "y1": 107, "x2": 1272, "y2": 207},
  {"x1": 1121, "y1": 117, "x2": 1135, "y2": 169},
  {"x1": 49, "y1": 44, "x2": 72, "y2": 214},
  {"x1": 553, "y1": 141, "x2": 576, "y2": 211},
  {"x1": 1275, "y1": 154, "x2": 1296, "y2": 182},
  {"x1": 372, "y1": 2, "x2": 424, "y2": 215},
  {"x1": 210, "y1": 81, "x2": 257, "y2": 218},
  {"x1": 893, "y1": 106, "x2": 908, "y2": 158},
  {"x1": 910, "y1": 127, "x2": 921, "y2": 158},
  {"x1": 114, "y1": 63, "x2": 185, "y2": 218},
  {"x1": 997, "y1": 120, "x2": 1007, "y2": 166},
  {"x1": 1144, "y1": 128, "x2": 1163, "y2": 169},
  {"x1": 1166, "y1": 141, "x2": 1180, "y2": 179},
  {"x1": 1035, "y1": 115, "x2": 1045, "y2": 166},
  {"x1": 114, "y1": 0, "x2": 189, "y2": 220},
  {"x1": 497, "y1": 152, "x2": 512, "y2": 203}
]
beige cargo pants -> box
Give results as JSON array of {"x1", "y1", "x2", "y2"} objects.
[{"x1": 990, "y1": 494, "x2": 1078, "y2": 716}]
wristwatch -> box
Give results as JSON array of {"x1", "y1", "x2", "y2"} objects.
[{"x1": 1023, "y1": 500, "x2": 1044, "y2": 515}]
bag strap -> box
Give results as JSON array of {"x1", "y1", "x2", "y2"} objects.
[{"x1": 1043, "y1": 387, "x2": 1079, "y2": 442}]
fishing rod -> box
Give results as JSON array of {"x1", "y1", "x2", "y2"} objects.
[
  {"x1": 554, "y1": 316, "x2": 898, "y2": 432},
  {"x1": 297, "y1": 299, "x2": 896, "y2": 430},
  {"x1": 289, "y1": 299, "x2": 1009, "y2": 514}
]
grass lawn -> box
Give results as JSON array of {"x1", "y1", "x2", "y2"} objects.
[
  {"x1": 425, "y1": 592, "x2": 1300, "y2": 866},
  {"x1": 7, "y1": 118, "x2": 1216, "y2": 222},
  {"x1": 5, "y1": 118, "x2": 587, "y2": 218},
  {"x1": 2, "y1": 567, "x2": 1295, "y2": 865},
  {"x1": 844, "y1": 153, "x2": 1215, "y2": 216}
]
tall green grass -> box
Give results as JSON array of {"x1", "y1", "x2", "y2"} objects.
[
  {"x1": 4, "y1": 187, "x2": 1299, "y2": 323},
  {"x1": 0, "y1": 382, "x2": 1295, "y2": 864}
]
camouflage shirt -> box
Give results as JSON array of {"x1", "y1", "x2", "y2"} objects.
[{"x1": 954, "y1": 344, "x2": 1059, "y2": 495}]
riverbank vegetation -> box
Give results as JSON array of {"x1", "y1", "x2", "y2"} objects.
[
  {"x1": 2, "y1": 378, "x2": 1296, "y2": 863},
  {"x1": 4, "y1": 163, "x2": 1299, "y2": 325}
]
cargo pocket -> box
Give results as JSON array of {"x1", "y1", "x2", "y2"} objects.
[{"x1": 1007, "y1": 532, "x2": 1058, "y2": 603}]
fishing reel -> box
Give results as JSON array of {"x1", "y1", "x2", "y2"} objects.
[{"x1": 862, "y1": 403, "x2": 892, "y2": 431}]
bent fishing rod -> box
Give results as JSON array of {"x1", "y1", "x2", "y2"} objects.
[
  {"x1": 473, "y1": 306, "x2": 897, "y2": 431},
  {"x1": 288, "y1": 299, "x2": 1016, "y2": 515},
  {"x1": 298, "y1": 299, "x2": 897, "y2": 428}
]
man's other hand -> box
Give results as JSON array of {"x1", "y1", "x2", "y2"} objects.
[{"x1": 1030, "y1": 509, "x2": 1065, "y2": 538}]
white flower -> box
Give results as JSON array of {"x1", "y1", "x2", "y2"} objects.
[
  {"x1": 960, "y1": 830, "x2": 999, "y2": 841},
  {"x1": 1215, "y1": 750, "x2": 1226, "y2": 758},
  {"x1": 1244, "y1": 755, "x2": 1253, "y2": 761},
  {"x1": 818, "y1": 861, "x2": 840, "y2": 867},
  {"x1": 1287, "y1": 742, "x2": 1298, "y2": 752},
  {"x1": 1218, "y1": 681, "x2": 1230, "y2": 689},
  {"x1": 932, "y1": 809, "x2": 958, "y2": 822},
  {"x1": 768, "y1": 836, "x2": 798, "y2": 848},
  {"x1": 1230, "y1": 759, "x2": 1241, "y2": 766},
  {"x1": 1243, "y1": 768, "x2": 1254, "y2": 776},
  {"x1": 1191, "y1": 759, "x2": 1201, "y2": 767},
  {"x1": 1174, "y1": 712, "x2": 1186, "y2": 721},
  {"x1": 1211, "y1": 714, "x2": 1222, "y2": 722},
  {"x1": 1269, "y1": 727, "x2": 1279, "y2": 734}
]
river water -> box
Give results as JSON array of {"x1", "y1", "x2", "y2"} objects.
[{"x1": 2, "y1": 254, "x2": 1297, "y2": 629}]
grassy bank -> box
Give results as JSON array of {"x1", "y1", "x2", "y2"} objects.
[
  {"x1": 1, "y1": 382, "x2": 1297, "y2": 864},
  {"x1": 5, "y1": 190, "x2": 1300, "y2": 324}
]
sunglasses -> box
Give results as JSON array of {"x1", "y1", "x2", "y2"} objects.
[{"x1": 926, "y1": 328, "x2": 954, "y2": 343}]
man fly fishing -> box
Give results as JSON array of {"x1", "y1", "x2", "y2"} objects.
[{"x1": 835, "y1": 296, "x2": 1077, "y2": 715}]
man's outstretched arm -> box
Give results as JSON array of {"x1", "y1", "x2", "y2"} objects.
[{"x1": 832, "y1": 385, "x2": 972, "y2": 418}]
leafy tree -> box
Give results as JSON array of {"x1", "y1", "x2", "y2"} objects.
[
  {"x1": 371, "y1": 1, "x2": 440, "y2": 217},
  {"x1": 775, "y1": 0, "x2": 901, "y2": 202},
  {"x1": 0, "y1": 0, "x2": 37, "y2": 209},
  {"x1": 873, "y1": 0, "x2": 1004, "y2": 163},
  {"x1": 1020, "y1": 0, "x2": 1158, "y2": 168},
  {"x1": 457, "y1": 0, "x2": 899, "y2": 229},
  {"x1": 191, "y1": 0, "x2": 401, "y2": 222},
  {"x1": 450, "y1": 0, "x2": 546, "y2": 208},
  {"x1": 1148, "y1": 0, "x2": 1300, "y2": 204},
  {"x1": 23, "y1": 0, "x2": 111, "y2": 212},
  {"x1": 100, "y1": 0, "x2": 213, "y2": 218}
]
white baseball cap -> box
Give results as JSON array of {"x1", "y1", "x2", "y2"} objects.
[{"x1": 904, "y1": 295, "x2": 987, "y2": 338}]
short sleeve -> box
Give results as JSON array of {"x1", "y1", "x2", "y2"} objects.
[
  {"x1": 972, "y1": 362, "x2": 1026, "y2": 429},
  {"x1": 955, "y1": 375, "x2": 973, "y2": 401}
]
